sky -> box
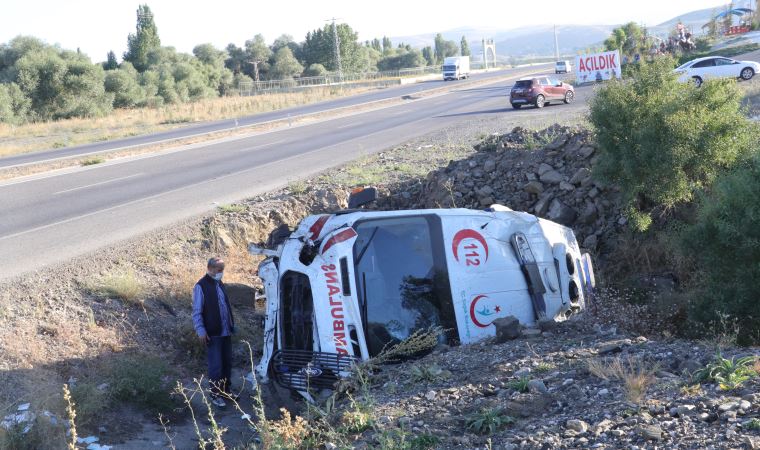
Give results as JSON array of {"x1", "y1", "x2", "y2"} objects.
[{"x1": 0, "y1": 0, "x2": 734, "y2": 63}]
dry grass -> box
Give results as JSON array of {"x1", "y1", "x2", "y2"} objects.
[
  {"x1": 89, "y1": 268, "x2": 145, "y2": 306},
  {"x1": 587, "y1": 356, "x2": 656, "y2": 403},
  {"x1": 0, "y1": 86, "x2": 375, "y2": 158},
  {"x1": 740, "y1": 77, "x2": 760, "y2": 117}
]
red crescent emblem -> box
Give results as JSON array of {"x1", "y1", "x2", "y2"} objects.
[
  {"x1": 469, "y1": 294, "x2": 491, "y2": 328},
  {"x1": 452, "y1": 229, "x2": 489, "y2": 262}
]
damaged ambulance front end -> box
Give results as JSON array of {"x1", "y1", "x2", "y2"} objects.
[{"x1": 250, "y1": 203, "x2": 595, "y2": 399}]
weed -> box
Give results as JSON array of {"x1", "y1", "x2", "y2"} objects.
[
  {"x1": 63, "y1": 384, "x2": 77, "y2": 450},
  {"x1": 80, "y1": 156, "x2": 105, "y2": 166},
  {"x1": 217, "y1": 203, "x2": 246, "y2": 214},
  {"x1": 376, "y1": 428, "x2": 441, "y2": 450},
  {"x1": 339, "y1": 396, "x2": 374, "y2": 433},
  {"x1": 507, "y1": 376, "x2": 530, "y2": 393},
  {"x1": 69, "y1": 382, "x2": 109, "y2": 428},
  {"x1": 746, "y1": 418, "x2": 760, "y2": 431},
  {"x1": 465, "y1": 407, "x2": 515, "y2": 435},
  {"x1": 534, "y1": 362, "x2": 555, "y2": 373},
  {"x1": 89, "y1": 268, "x2": 145, "y2": 306},
  {"x1": 679, "y1": 383, "x2": 704, "y2": 397},
  {"x1": 288, "y1": 180, "x2": 308, "y2": 195},
  {"x1": 587, "y1": 356, "x2": 655, "y2": 403},
  {"x1": 410, "y1": 363, "x2": 451, "y2": 383},
  {"x1": 107, "y1": 353, "x2": 175, "y2": 413},
  {"x1": 693, "y1": 352, "x2": 758, "y2": 391}
]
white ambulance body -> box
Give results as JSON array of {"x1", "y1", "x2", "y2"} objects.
[{"x1": 250, "y1": 201, "x2": 594, "y2": 396}]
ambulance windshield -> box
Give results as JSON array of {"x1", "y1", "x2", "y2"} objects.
[{"x1": 353, "y1": 215, "x2": 456, "y2": 356}]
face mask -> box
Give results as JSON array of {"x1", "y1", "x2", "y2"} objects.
[{"x1": 209, "y1": 272, "x2": 223, "y2": 281}]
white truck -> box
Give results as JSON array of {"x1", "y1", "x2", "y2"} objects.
[
  {"x1": 249, "y1": 189, "x2": 595, "y2": 399},
  {"x1": 442, "y1": 56, "x2": 470, "y2": 81}
]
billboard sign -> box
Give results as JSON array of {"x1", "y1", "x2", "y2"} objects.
[{"x1": 575, "y1": 50, "x2": 622, "y2": 83}]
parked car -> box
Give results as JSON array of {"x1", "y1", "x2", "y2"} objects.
[
  {"x1": 674, "y1": 56, "x2": 760, "y2": 87},
  {"x1": 249, "y1": 189, "x2": 595, "y2": 399},
  {"x1": 555, "y1": 60, "x2": 571, "y2": 74},
  {"x1": 510, "y1": 76, "x2": 574, "y2": 109}
]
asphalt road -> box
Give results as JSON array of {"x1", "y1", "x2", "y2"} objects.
[
  {"x1": 0, "y1": 66, "x2": 549, "y2": 170},
  {"x1": 0, "y1": 68, "x2": 592, "y2": 280}
]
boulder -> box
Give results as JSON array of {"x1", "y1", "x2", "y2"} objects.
[
  {"x1": 547, "y1": 199, "x2": 577, "y2": 224},
  {"x1": 494, "y1": 316, "x2": 522, "y2": 342},
  {"x1": 524, "y1": 181, "x2": 545, "y2": 195},
  {"x1": 540, "y1": 170, "x2": 564, "y2": 185},
  {"x1": 569, "y1": 168, "x2": 591, "y2": 185}
]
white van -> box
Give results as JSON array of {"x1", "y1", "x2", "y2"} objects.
[
  {"x1": 555, "y1": 60, "x2": 571, "y2": 74},
  {"x1": 249, "y1": 190, "x2": 595, "y2": 399}
]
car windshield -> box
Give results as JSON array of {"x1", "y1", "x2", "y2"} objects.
[
  {"x1": 514, "y1": 80, "x2": 533, "y2": 88},
  {"x1": 443, "y1": 65, "x2": 456, "y2": 70},
  {"x1": 353, "y1": 215, "x2": 456, "y2": 356}
]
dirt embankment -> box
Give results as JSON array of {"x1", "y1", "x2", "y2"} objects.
[{"x1": 1, "y1": 121, "x2": 757, "y2": 449}]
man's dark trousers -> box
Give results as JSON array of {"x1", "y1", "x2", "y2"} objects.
[{"x1": 207, "y1": 336, "x2": 232, "y2": 396}]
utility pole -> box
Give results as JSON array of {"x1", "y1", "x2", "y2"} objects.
[
  {"x1": 554, "y1": 25, "x2": 560, "y2": 61},
  {"x1": 326, "y1": 17, "x2": 343, "y2": 82}
]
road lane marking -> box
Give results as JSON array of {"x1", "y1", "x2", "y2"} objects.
[
  {"x1": 238, "y1": 139, "x2": 286, "y2": 152},
  {"x1": 52, "y1": 173, "x2": 144, "y2": 195},
  {"x1": 336, "y1": 122, "x2": 362, "y2": 129}
]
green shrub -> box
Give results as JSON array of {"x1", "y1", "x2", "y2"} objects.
[
  {"x1": 70, "y1": 382, "x2": 109, "y2": 428},
  {"x1": 507, "y1": 376, "x2": 530, "y2": 393},
  {"x1": 589, "y1": 56, "x2": 755, "y2": 231},
  {"x1": 682, "y1": 159, "x2": 760, "y2": 345},
  {"x1": 465, "y1": 407, "x2": 515, "y2": 435},
  {"x1": 107, "y1": 353, "x2": 175, "y2": 413},
  {"x1": 693, "y1": 352, "x2": 758, "y2": 390}
]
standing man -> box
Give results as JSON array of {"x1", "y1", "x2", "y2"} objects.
[{"x1": 192, "y1": 257, "x2": 235, "y2": 407}]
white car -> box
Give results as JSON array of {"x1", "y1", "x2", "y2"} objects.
[
  {"x1": 249, "y1": 189, "x2": 595, "y2": 399},
  {"x1": 555, "y1": 60, "x2": 571, "y2": 74},
  {"x1": 674, "y1": 56, "x2": 760, "y2": 87}
]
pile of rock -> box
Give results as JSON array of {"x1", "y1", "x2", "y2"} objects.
[
  {"x1": 358, "y1": 317, "x2": 760, "y2": 449},
  {"x1": 379, "y1": 125, "x2": 625, "y2": 255}
]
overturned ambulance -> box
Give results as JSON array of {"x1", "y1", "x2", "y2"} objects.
[{"x1": 249, "y1": 190, "x2": 595, "y2": 397}]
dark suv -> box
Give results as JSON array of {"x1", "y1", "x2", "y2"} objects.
[{"x1": 510, "y1": 76, "x2": 574, "y2": 109}]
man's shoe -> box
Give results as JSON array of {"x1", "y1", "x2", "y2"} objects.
[{"x1": 210, "y1": 396, "x2": 226, "y2": 408}]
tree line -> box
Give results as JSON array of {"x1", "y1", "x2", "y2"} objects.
[{"x1": 0, "y1": 4, "x2": 471, "y2": 124}]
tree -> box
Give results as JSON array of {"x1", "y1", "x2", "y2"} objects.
[
  {"x1": 422, "y1": 46, "x2": 436, "y2": 66},
  {"x1": 371, "y1": 38, "x2": 382, "y2": 53},
  {"x1": 270, "y1": 47, "x2": 303, "y2": 79},
  {"x1": 382, "y1": 36, "x2": 392, "y2": 55},
  {"x1": 434, "y1": 33, "x2": 459, "y2": 62},
  {"x1": 271, "y1": 34, "x2": 303, "y2": 61},
  {"x1": 244, "y1": 34, "x2": 271, "y2": 81},
  {"x1": 224, "y1": 43, "x2": 246, "y2": 74},
  {"x1": 460, "y1": 36, "x2": 470, "y2": 56},
  {"x1": 588, "y1": 56, "x2": 755, "y2": 231},
  {"x1": 303, "y1": 63, "x2": 327, "y2": 77},
  {"x1": 302, "y1": 23, "x2": 365, "y2": 73},
  {"x1": 103, "y1": 51, "x2": 118, "y2": 70},
  {"x1": 707, "y1": 10, "x2": 719, "y2": 37},
  {"x1": 377, "y1": 48, "x2": 424, "y2": 71},
  {"x1": 123, "y1": 4, "x2": 161, "y2": 72},
  {"x1": 104, "y1": 64, "x2": 145, "y2": 107},
  {"x1": 722, "y1": 3, "x2": 734, "y2": 33},
  {"x1": 193, "y1": 43, "x2": 234, "y2": 95}
]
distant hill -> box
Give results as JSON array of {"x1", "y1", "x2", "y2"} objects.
[
  {"x1": 391, "y1": 25, "x2": 612, "y2": 59},
  {"x1": 388, "y1": 4, "x2": 726, "y2": 58},
  {"x1": 649, "y1": 6, "x2": 721, "y2": 37}
]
